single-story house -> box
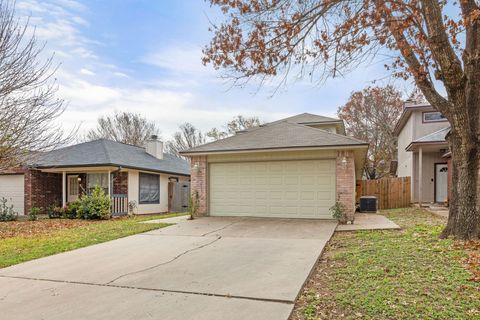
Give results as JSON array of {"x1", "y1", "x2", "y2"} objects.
[
  {"x1": 0, "y1": 137, "x2": 190, "y2": 216},
  {"x1": 180, "y1": 113, "x2": 368, "y2": 220},
  {"x1": 394, "y1": 101, "x2": 451, "y2": 204}
]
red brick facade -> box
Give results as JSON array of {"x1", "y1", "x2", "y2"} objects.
[
  {"x1": 24, "y1": 169, "x2": 62, "y2": 214},
  {"x1": 190, "y1": 156, "x2": 208, "y2": 216},
  {"x1": 335, "y1": 150, "x2": 356, "y2": 222},
  {"x1": 112, "y1": 172, "x2": 128, "y2": 195}
]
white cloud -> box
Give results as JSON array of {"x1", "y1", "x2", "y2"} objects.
[
  {"x1": 14, "y1": 1, "x2": 298, "y2": 142},
  {"x1": 142, "y1": 43, "x2": 211, "y2": 75},
  {"x1": 80, "y1": 68, "x2": 95, "y2": 76}
]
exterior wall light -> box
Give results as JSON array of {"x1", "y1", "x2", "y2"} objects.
[
  {"x1": 341, "y1": 156, "x2": 348, "y2": 169},
  {"x1": 193, "y1": 162, "x2": 200, "y2": 172}
]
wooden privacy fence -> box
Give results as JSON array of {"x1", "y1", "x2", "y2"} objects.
[{"x1": 356, "y1": 177, "x2": 411, "y2": 210}]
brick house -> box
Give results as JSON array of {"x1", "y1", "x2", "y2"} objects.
[
  {"x1": 0, "y1": 137, "x2": 190, "y2": 216},
  {"x1": 180, "y1": 113, "x2": 368, "y2": 221}
]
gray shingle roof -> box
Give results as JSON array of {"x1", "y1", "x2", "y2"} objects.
[
  {"x1": 267, "y1": 112, "x2": 341, "y2": 124},
  {"x1": 30, "y1": 139, "x2": 190, "y2": 176},
  {"x1": 182, "y1": 121, "x2": 367, "y2": 154},
  {"x1": 413, "y1": 127, "x2": 450, "y2": 143}
]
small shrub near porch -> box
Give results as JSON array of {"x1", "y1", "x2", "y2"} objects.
[
  {"x1": 76, "y1": 185, "x2": 112, "y2": 220},
  {"x1": 46, "y1": 185, "x2": 112, "y2": 220}
]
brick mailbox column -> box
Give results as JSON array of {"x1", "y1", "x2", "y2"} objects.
[
  {"x1": 336, "y1": 150, "x2": 356, "y2": 223},
  {"x1": 190, "y1": 155, "x2": 208, "y2": 216}
]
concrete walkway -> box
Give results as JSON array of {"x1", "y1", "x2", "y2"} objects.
[
  {"x1": 0, "y1": 217, "x2": 337, "y2": 320},
  {"x1": 336, "y1": 213, "x2": 401, "y2": 231},
  {"x1": 425, "y1": 206, "x2": 449, "y2": 219}
]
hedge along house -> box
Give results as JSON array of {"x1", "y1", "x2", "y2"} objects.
[
  {"x1": 0, "y1": 137, "x2": 190, "y2": 216},
  {"x1": 180, "y1": 113, "x2": 368, "y2": 221}
]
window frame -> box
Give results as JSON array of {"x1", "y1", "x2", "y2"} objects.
[
  {"x1": 422, "y1": 111, "x2": 447, "y2": 123},
  {"x1": 138, "y1": 172, "x2": 160, "y2": 205}
]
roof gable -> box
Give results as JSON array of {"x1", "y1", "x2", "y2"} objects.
[{"x1": 394, "y1": 104, "x2": 436, "y2": 136}]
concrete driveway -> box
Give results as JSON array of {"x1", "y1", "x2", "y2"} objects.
[{"x1": 0, "y1": 217, "x2": 337, "y2": 320}]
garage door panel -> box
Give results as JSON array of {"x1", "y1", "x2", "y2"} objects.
[
  {"x1": 210, "y1": 160, "x2": 336, "y2": 219},
  {"x1": 0, "y1": 174, "x2": 25, "y2": 216}
]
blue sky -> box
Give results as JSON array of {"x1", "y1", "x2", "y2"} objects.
[{"x1": 16, "y1": 0, "x2": 414, "y2": 139}]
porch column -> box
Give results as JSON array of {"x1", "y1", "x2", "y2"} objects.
[
  {"x1": 62, "y1": 171, "x2": 66, "y2": 207},
  {"x1": 418, "y1": 147, "x2": 423, "y2": 206},
  {"x1": 107, "y1": 170, "x2": 111, "y2": 196}
]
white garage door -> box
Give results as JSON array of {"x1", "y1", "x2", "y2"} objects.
[
  {"x1": 0, "y1": 174, "x2": 25, "y2": 215},
  {"x1": 209, "y1": 160, "x2": 336, "y2": 219}
]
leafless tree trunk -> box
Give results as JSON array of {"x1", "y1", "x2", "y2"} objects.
[
  {"x1": 206, "y1": 115, "x2": 262, "y2": 140},
  {"x1": 85, "y1": 111, "x2": 161, "y2": 146},
  {"x1": 166, "y1": 123, "x2": 205, "y2": 158},
  {"x1": 0, "y1": 0, "x2": 72, "y2": 170}
]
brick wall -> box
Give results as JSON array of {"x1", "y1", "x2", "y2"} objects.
[
  {"x1": 112, "y1": 172, "x2": 128, "y2": 195},
  {"x1": 336, "y1": 150, "x2": 356, "y2": 222},
  {"x1": 190, "y1": 155, "x2": 208, "y2": 216},
  {"x1": 24, "y1": 169, "x2": 62, "y2": 214}
]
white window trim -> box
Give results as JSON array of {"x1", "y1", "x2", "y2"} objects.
[{"x1": 423, "y1": 111, "x2": 447, "y2": 123}]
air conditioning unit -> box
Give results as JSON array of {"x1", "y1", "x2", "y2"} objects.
[{"x1": 359, "y1": 196, "x2": 377, "y2": 213}]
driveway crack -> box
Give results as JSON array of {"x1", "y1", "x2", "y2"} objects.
[
  {"x1": 105, "y1": 236, "x2": 222, "y2": 285},
  {"x1": 200, "y1": 219, "x2": 244, "y2": 237}
]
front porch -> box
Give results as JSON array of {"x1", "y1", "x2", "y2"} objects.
[
  {"x1": 40, "y1": 167, "x2": 129, "y2": 216},
  {"x1": 406, "y1": 132, "x2": 450, "y2": 205}
]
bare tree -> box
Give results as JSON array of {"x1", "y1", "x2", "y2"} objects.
[
  {"x1": 207, "y1": 115, "x2": 262, "y2": 140},
  {"x1": 166, "y1": 123, "x2": 205, "y2": 158},
  {"x1": 85, "y1": 111, "x2": 160, "y2": 146},
  {"x1": 204, "y1": 0, "x2": 480, "y2": 239},
  {"x1": 0, "y1": 0, "x2": 71, "y2": 170},
  {"x1": 338, "y1": 86, "x2": 403, "y2": 179}
]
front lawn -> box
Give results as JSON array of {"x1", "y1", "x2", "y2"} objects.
[
  {"x1": 0, "y1": 213, "x2": 186, "y2": 268},
  {"x1": 291, "y1": 208, "x2": 480, "y2": 320}
]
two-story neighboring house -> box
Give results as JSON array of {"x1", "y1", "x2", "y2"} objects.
[{"x1": 394, "y1": 102, "x2": 451, "y2": 204}]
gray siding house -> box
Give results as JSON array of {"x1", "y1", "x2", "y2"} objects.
[{"x1": 394, "y1": 102, "x2": 450, "y2": 204}]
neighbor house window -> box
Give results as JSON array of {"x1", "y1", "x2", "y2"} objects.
[
  {"x1": 87, "y1": 173, "x2": 109, "y2": 195},
  {"x1": 139, "y1": 173, "x2": 160, "y2": 204},
  {"x1": 423, "y1": 111, "x2": 446, "y2": 123}
]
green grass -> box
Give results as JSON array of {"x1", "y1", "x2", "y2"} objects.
[
  {"x1": 295, "y1": 208, "x2": 480, "y2": 320},
  {"x1": 0, "y1": 213, "x2": 187, "y2": 268}
]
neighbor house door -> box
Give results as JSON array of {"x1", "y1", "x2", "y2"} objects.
[
  {"x1": 68, "y1": 175, "x2": 80, "y2": 203},
  {"x1": 435, "y1": 163, "x2": 448, "y2": 203}
]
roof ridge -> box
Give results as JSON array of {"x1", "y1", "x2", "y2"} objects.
[{"x1": 284, "y1": 120, "x2": 367, "y2": 144}]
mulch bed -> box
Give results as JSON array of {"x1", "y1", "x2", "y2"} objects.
[{"x1": 0, "y1": 219, "x2": 100, "y2": 239}]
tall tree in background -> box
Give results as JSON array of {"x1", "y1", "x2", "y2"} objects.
[
  {"x1": 203, "y1": 0, "x2": 480, "y2": 240},
  {"x1": 0, "y1": 0, "x2": 71, "y2": 170},
  {"x1": 207, "y1": 115, "x2": 262, "y2": 140},
  {"x1": 166, "y1": 123, "x2": 205, "y2": 158},
  {"x1": 86, "y1": 111, "x2": 160, "y2": 146},
  {"x1": 338, "y1": 86, "x2": 403, "y2": 179}
]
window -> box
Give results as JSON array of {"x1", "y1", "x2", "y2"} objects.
[
  {"x1": 87, "y1": 173, "x2": 109, "y2": 195},
  {"x1": 423, "y1": 111, "x2": 446, "y2": 123},
  {"x1": 139, "y1": 173, "x2": 160, "y2": 204}
]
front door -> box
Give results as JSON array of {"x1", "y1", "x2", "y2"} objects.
[
  {"x1": 435, "y1": 163, "x2": 448, "y2": 203},
  {"x1": 68, "y1": 175, "x2": 80, "y2": 202}
]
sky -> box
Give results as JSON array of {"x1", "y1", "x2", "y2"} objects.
[{"x1": 16, "y1": 0, "x2": 415, "y2": 141}]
